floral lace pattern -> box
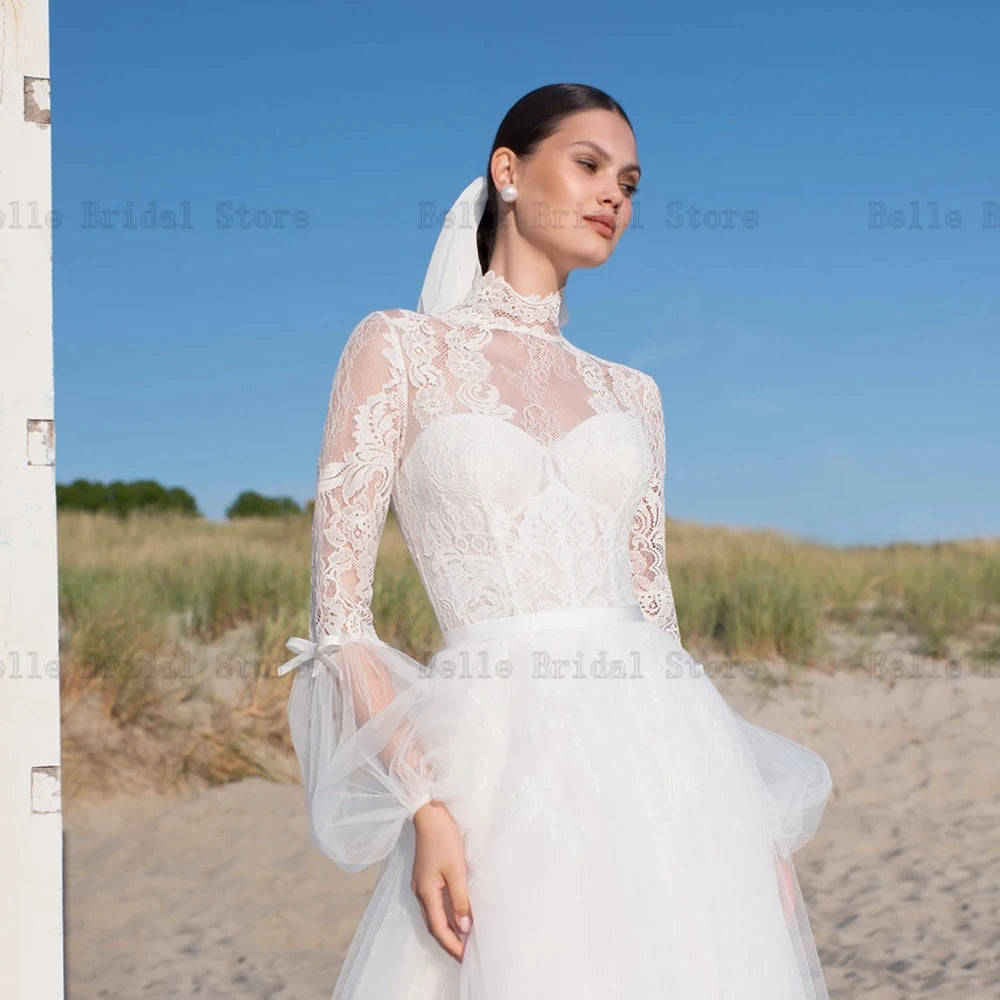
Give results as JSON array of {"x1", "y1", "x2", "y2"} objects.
[
  {"x1": 288, "y1": 268, "x2": 681, "y2": 867},
  {"x1": 312, "y1": 267, "x2": 681, "y2": 641},
  {"x1": 464, "y1": 268, "x2": 568, "y2": 333},
  {"x1": 283, "y1": 273, "x2": 834, "y2": 1000}
]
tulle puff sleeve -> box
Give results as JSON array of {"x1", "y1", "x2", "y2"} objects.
[
  {"x1": 728, "y1": 711, "x2": 833, "y2": 859},
  {"x1": 280, "y1": 311, "x2": 447, "y2": 873},
  {"x1": 629, "y1": 373, "x2": 832, "y2": 859}
]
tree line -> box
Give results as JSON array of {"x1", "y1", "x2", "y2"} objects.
[{"x1": 56, "y1": 478, "x2": 312, "y2": 519}]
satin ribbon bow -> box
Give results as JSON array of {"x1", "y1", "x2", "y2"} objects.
[{"x1": 277, "y1": 633, "x2": 347, "y2": 678}]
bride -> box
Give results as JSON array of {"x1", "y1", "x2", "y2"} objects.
[{"x1": 279, "y1": 82, "x2": 834, "y2": 999}]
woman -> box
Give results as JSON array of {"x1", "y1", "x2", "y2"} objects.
[{"x1": 280, "y1": 82, "x2": 834, "y2": 999}]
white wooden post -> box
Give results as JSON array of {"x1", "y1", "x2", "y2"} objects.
[{"x1": 0, "y1": 0, "x2": 64, "y2": 997}]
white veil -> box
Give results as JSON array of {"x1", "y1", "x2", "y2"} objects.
[{"x1": 416, "y1": 174, "x2": 569, "y2": 327}]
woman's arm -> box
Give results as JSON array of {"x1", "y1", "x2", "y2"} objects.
[
  {"x1": 283, "y1": 311, "x2": 439, "y2": 871},
  {"x1": 629, "y1": 372, "x2": 682, "y2": 644}
]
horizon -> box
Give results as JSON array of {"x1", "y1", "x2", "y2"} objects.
[{"x1": 50, "y1": 1, "x2": 999, "y2": 547}]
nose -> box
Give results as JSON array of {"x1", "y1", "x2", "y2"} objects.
[{"x1": 597, "y1": 179, "x2": 624, "y2": 213}]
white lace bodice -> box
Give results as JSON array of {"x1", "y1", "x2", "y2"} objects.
[
  {"x1": 310, "y1": 268, "x2": 680, "y2": 644},
  {"x1": 285, "y1": 269, "x2": 683, "y2": 869}
]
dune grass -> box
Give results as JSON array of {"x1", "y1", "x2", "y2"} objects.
[{"x1": 56, "y1": 509, "x2": 999, "y2": 797}]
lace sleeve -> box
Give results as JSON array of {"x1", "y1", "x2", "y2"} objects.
[
  {"x1": 628, "y1": 378, "x2": 833, "y2": 859},
  {"x1": 629, "y1": 372, "x2": 682, "y2": 644},
  {"x1": 280, "y1": 311, "x2": 442, "y2": 873}
]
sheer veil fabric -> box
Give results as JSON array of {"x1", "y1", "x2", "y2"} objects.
[{"x1": 281, "y1": 264, "x2": 834, "y2": 997}]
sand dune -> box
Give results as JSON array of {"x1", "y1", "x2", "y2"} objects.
[{"x1": 63, "y1": 629, "x2": 1000, "y2": 999}]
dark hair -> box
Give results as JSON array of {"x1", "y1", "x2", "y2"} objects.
[{"x1": 475, "y1": 83, "x2": 633, "y2": 274}]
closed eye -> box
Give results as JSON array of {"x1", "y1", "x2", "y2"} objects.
[{"x1": 576, "y1": 159, "x2": 639, "y2": 197}]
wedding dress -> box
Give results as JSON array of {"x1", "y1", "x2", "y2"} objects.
[{"x1": 282, "y1": 269, "x2": 834, "y2": 1000}]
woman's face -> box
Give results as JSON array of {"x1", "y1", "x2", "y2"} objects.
[{"x1": 491, "y1": 108, "x2": 640, "y2": 272}]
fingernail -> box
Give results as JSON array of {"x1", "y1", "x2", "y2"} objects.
[{"x1": 458, "y1": 915, "x2": 471, "y2": 932}]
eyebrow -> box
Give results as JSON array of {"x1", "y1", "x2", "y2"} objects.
[{"x1": 569, "y1": 140, "x2": 641, "y2": 178}]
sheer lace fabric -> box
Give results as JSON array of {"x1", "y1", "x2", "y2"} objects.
[
  {"x1": 284, "y1": 269, "x2": 834, "y2": 998},
  {"x1": 287, "y1": 268, "x2": 683, "y2": 870}
]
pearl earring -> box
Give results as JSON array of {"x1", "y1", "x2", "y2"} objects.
[{"x1": 499, "y1": 183, "x2": 518, "y2": 203}]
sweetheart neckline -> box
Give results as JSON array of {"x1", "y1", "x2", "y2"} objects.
[{"x1": 398, "y1": 410, "x2": 644, "y2": 479}]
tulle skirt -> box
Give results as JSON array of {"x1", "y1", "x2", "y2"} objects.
[{"x1": 330, "y1": 604, "x2": 833, "y2": 1000}]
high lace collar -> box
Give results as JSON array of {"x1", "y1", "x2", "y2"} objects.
[{"x1": 465, "y1": 269, "x2": 568, "y2": 337}]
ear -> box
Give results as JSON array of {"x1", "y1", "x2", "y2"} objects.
[{"x1": 489, "y1": 147, "x2": 519, "y2": 190}]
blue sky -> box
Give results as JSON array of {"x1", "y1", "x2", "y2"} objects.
[{"x1": 50, "y1": 1, "x2": 998, "y2": 546}]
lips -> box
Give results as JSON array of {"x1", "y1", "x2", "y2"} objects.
[{"x1": 583, "y1": 215, "x2": 616, "y2": 238}]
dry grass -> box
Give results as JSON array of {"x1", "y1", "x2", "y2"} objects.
[{"x1": 57, "y1": 509, "x2": 1000, "y2": 802}]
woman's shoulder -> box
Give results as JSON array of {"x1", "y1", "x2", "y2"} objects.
[
  {"x1": 345, "y1": 307, "x2": 416, "y2": 335},
  {"x1": 576, "y1": 347, "x2": 658, "y2": 398},
  {"x1": 339, "y1": 307, "x2": 447, "y2": 359},
  {"x1": 350, "y1": 306, "x2": 455, "y2": 342}
]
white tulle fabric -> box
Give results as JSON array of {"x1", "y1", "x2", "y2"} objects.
[{"x1": 283, "y1": 269, "x2": 834, "y2": 999}]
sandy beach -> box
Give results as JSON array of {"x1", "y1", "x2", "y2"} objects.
[{"x1": 63, "y1": 625, "x2": 1000, "y2": 999}]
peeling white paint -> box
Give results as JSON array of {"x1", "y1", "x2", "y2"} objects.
[
  {"x1": 24, "y1": 74, "x2": 50, "y2": 124},
  {"x1": 30, "y1": 764, "x2": 60, "y2": 813},
  {"x1": 26, "y1": 417, "x2": 55, "y2": 465}
]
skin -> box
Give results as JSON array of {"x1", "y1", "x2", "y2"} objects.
[
  {"x1": 411, "y1": 799, "x2": 472, "y2": 961},
  {"x1": 487, "y1": 106, "x2": 641, "y2": 295},
  {"x1": 777, "y1": 855, "x2": 799, "y2": 926},
  {"x1": 409, "y1": 106, "x2": 641, "y2": 963}
]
